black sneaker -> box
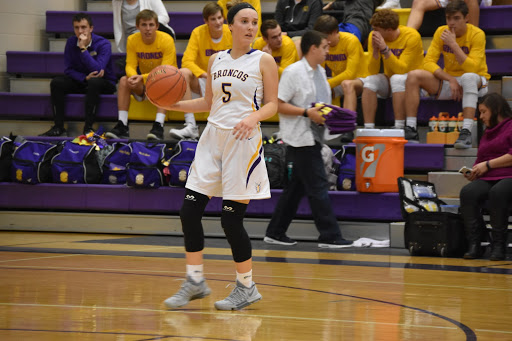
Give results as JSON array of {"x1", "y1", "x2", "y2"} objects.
[
  {"x1": 318, "y1": 239, "x2": 353, "y2": 248},
  {"x1": 263, "y1": 235, "x2": 297, "y2": 246},
  {"x1": 404, "y1": 126, "x2": 419, "y2": 143},
  {"x1": 105, "y1": 120, "x2": 129, "y2": 139},
  {"x1": 83, "y1": 125, "x2": 94, "y2": 136},
  {"x1": 454, "y1": 128, "x2": 472, "y2": 149},
  {"x1": 39, "y1": 125, "x2": 66, "y2": 137},
  {"x1": 147, "y1": 121, "x2": 164, "y2": 140}
]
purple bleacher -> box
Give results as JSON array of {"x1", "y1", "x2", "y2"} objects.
[
  {"x1": 479, "y1": 5, "x2": 512, "y2": 33},
  {"x1": 46, "y1": 11, "x2": 204, "y2": 37},
  {"x1": 0, "y1": 183, "x2": 402, "y2": 221},
  {"x1": 384, "y1": 97, "x2": 463, "y2": 126},
  {"x1": 486, "y1": 49, "x2": 512, "y2": 76},
  {"x1": 0, "y1": 92, "x2": 118, "y2": 120},
  {"x1": 6, "y1": 51, "x2": 183, "y2": 76}
]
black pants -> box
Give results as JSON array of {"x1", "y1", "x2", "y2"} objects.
[
  {"x1": 50, "y1": 75, "x2": 117, "y2": 128},
  {"x1": 460, "y1": 178, "x2": 512, "y2": 241},
  {"x1": 266, "y1": 142, "x2": 343, "y2": 242}
]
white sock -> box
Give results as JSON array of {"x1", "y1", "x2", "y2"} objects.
[
  {"x1": 186, "y1": 264, "x2": 204, "y2": 283},
  {"x1": 462, "y1": 118, "x2": 474, "y2": 131},
  {"x1": 237, "y1": 270, "x2": 253, "y2": 288},
  {"x1": 406, "y1": 117, "x2": 417, "y2": 129},
  {"x1": 118, "y1": 111, "x2": 129, "y2": 126},
  {"x1": 156, "y1": 113, "x2": 166, "y2": 125},
  {"x1": 364, "y1": 123, "x2": 375, "y2": 129},
  {"x1": 184, "y1": 113, "x2": 196, "y2": 126},
  {"x1": 394, "y1": 120, "x2": 405, "y2": 129}
]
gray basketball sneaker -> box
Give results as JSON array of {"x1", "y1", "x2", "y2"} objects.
[
  {"x1": 214, "y1": 280, "x2": 262, "y2": 311},
  {"x1": 164, "y1": 276, "x2": 211, "y2": 309}
]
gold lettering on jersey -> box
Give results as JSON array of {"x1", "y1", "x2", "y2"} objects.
[{"x1": 213, "y1": 69, "x2": 249, "y2": 81}]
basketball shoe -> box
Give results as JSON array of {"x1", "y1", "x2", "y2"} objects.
[
  {"x1": 147, "y1": 122, "x2": 164, "y2": 140},
  {"x1": 169, "y1": 123, "x2": 199, "y2": 140},
  {"x1": 39, "y1": 125, "x2": 66, "y2": 137},
  {"x1": 106, "y1": 120, "x2": 129, "y2": 139},
  {"x1": 454, "y1": 129, "x2": 472, "y2": 149},
  {"x1": 263, "y1": 235, "x2": 297, "y2": 246},
  {"x1": 214, "y1": 280, "x2": 262, "y2": 311},
  {"x1": 318, "y1": 238, "x2": 353, "y2": 248},
  {"x1": 164, "y1": 276, "x2": 211, "y2": 309},
  {"x1": 404, "y1": 126, "x2": 419, "y2": 143}
]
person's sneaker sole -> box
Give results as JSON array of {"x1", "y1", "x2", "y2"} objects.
[
  {"x1": 164, "y1": 291, "x2": 211, "y2": 309},
  {"x1": 214, "y1": 294, "x2": 262, "y2": 311},
  {"x1": 105, "y1": 132, "x2": 129, "y2": 139},
  {"x1": 454, "y1": 142, "x2": 472, "y2": 149},
  {"x1": 147, "y1": 133, "x2": 162, "y2": 140},
  {"x1": 263, "y1": 236, "x2": 297, "y2": 246},
  {"x1": 318, "y1": 243, "x2": 353, "y2": 248}
]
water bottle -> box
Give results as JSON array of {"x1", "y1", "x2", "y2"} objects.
[{"x1": 287, "y1": 162, "x2": 293, "y2": 181}]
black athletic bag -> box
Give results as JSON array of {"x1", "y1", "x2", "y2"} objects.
[
  {"x1": 398, "y1": 177, "x2": 466, "y2": 257},
  {"x1": 263, "y1": 140, "x2": 287, "y2": 189}
]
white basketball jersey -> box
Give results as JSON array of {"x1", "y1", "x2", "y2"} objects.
[{"x1": 208, "y1": 49, "x2": 264, "y2": 129}]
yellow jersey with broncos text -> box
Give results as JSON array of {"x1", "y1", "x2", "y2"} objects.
[
  {"x1": 125, "y1": 31, "x2": 177, "y2": 82},
  {"x1": 323, "y1": 32, "x2": 367, "y2": 88},
  {"x1": 423, "y1": 24, "x2": 490, "y2": 80},
  {"x1": 368, "y1": 25, "x2": 424, "y2": 77}
]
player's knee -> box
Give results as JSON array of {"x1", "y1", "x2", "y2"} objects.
[
  {"x1": 50, "y1": 76, "x2": 67, "y2": 91},
  {"x1": 460, "y1": 73, "x2": 480, "y2": 92},
  {"x1": 406, "y1": 70, "x2": 421, "y2": 86},
  {"x1": 220, "y1": 200, "x2": 251, "y2": 263},
  {"x1": 341, "y1": 80, "x2": 353, "y2": 94},
  {"x1": 180, "y1": 189, "x2": 209, "y2": 252},
  {"x1": 390, "y1": 74, "x2": 407, "y2": 93}
]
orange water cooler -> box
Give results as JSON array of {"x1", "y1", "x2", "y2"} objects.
[{"x1": 354, "y1": 129, "x2": 407, "y2": 192}]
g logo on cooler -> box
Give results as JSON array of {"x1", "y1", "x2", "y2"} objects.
[{"x1": 361, "y1": 146, "x2": 374, "y2": 163}]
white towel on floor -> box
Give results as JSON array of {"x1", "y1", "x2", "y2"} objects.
[{"x1": 351, "y1": 238, "x2": 390, "y2": 248}]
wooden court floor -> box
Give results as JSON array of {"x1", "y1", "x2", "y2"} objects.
[{"x1": 0, "y1": 231, "x2": 511, "y2": 341}]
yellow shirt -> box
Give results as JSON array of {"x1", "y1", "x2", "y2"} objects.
[
  {"x1": 368, "y1": 25, "x2": 424, "y2": 78},
  {"x1": 252, "y1": 35, "x2": 298, "y2": 77},
  {"x1": 424, "y1": 24, "x2": 490, "y2": 80},
  {"x1": 218, "y1": 0, "x2": 262, "y2": 37},
  {"x1": 322, "y1": 32, "x2": 367, "y2": 88},
  {"x1": 182, "y1": 24, "x2": 232, "y2": 78},
  {"x1": 126, "y1": 31, "x2": 177, "y2": 83}
]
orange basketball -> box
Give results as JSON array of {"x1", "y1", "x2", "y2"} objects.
[{"x1": 145, "y1": 65, "x2": 187, "y2": 107}]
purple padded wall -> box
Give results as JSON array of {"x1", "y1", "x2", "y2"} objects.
[
  {"x1": 0, "y1": 183, "x2": 402, "y2": 221},
  {"x1": 0, "y1": 92, "x2": 118, "y2": 120}
]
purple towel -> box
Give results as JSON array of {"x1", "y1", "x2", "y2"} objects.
[{"x1": 312, "y1": 103, "x2": 357, "y2": 133}]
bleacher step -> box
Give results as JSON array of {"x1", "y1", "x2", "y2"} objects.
[
  {"x1": 10, "y1": 78, "x2": 50, "y2": 94},
  {"x1": 428, "y1": 171, "x2": 470, "y2": 198},
  {"x1": 444, "y1": 147, "x2": 477, "y2": 171}
]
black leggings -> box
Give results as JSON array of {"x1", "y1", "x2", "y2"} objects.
[{"x1": 460, "y1": 178, "x2": 512, "y2": 234}]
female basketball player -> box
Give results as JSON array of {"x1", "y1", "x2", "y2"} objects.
[{"x1": 158, "y1": 2, "x2": 278, "y2": 310}]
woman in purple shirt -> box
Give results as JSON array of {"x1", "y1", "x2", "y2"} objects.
[{"x1": 460, "y1": 92, "x2": 512, "y2": 261}]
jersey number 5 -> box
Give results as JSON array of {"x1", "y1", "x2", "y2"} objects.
[{"x1": 221, "y1": 83, "x2": 232, "y2": 103}]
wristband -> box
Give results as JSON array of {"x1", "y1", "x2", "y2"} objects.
[
  {"x1": 380, "y1": 46, "x2": 389, "y2": 54},
  {"x1": 486, "y1": 160, "x2": 492, "y2": 170},
  {"x1": 303, "y1": 108, "x2": 308, "y2": 117}
]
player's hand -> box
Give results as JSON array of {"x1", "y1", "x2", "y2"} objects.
[
  {"x1": 323, "y1": 1, "x2": 333, "y2": 10},
  {"x1": 306, "y1": 106, "x2": 325, "y2": 125},
  {"x1": 372, "y1": 31, "x2": 386, "y2": 51},
  {"x1": 449, "y1": 78, "x2": 462, "y2": 101},
  {"x1": 468, "y1": 162, "x2": 488, "y2": 181},
  {"x1": 127, "y1": 75, "x2": 143, "y2": 88},
  {"x1": 441, "y1": 28, "x2": 457, "y2": 48},
  {"x1": 78, "y1": 33, "x2": 88, "y2": 48},
  {"x1": 86, "y1": 70, "x2": 104, "y2": 80},
  {"x1": 233, "y1": 115, "x2": 258, "y2": 140}
]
